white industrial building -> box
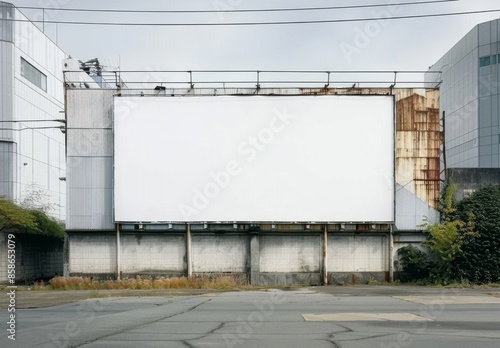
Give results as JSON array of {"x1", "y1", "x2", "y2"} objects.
[
  {"x1": 0, "y1": 1, "x2": 66, "y2": 219},
  {"x1": 0, "y1": 1, "x2": 69, "y2": 284}
]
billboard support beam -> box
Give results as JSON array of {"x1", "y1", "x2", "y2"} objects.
[
  {"x1": 323, "y1": 224, "x2": 328, "y2": 285},
  {"x1": 186, "y1": 223, "x2": 192, "y2": 277},
  {"x1": 116, "y1": 223, "x2": 121, "y2": 281},
  {"x1": 250, "y1": 231, "x2": 260, "y2": 285},
  {"x1": 388, "y1": 225, "x2": 394, "y2": 282}
]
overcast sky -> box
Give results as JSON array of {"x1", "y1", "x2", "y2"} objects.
[{"x1": 10, "y1": 0, "x2": 500, "y2": 75}]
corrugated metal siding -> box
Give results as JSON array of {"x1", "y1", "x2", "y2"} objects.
[
  {"x1": 66, "y1": 129, "x2": 113, "y2": 157},
  {"x1": 66, "y1": 89, "x2": 115, "y2": 230},
  {"x1": 66, "y1": 89, "x2": 114, "y2": 129}
]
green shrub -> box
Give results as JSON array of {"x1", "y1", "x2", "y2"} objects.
[
  {"x1": 397, "y1": 245, "x2": 430, "y2": 282},
  {"x1": 454, "y1": 186, "x2": 500, "y2": 284}
]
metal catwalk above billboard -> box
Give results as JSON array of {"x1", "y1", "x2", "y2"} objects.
[{"x1": 113, "y1": 95, "x2": 394, "y2": 223}]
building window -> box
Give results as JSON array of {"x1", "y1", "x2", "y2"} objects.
[
  {"x1": 20, "y1": 57, "x2": 47, "y2": 91},
  {"x1": 479, "y1": 56, "x2": 491, "y2": 67},
  {"x1": 492, "y1": 55, "x2": 498, "y2": 65}
]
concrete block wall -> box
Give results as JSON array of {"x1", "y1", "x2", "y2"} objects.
[
  {"x1": 0, "y1": 233, "x2": 63, "y2": 284},
  {"x1": 329, "y1": 235, "x2": 388, "y2": 272},
  {"x1": 260, "y1": 235, "x2": 320, "y2": 273},
  {"x1": 121, "y1": 233, "x2": 186, "y2": 277},
  {"x1": 65, "y1": 231, "x2": 396, "y2": 285},
  {"x1": 258, "y1": 234, "x2": 322, "y2": 286},
  {"x1": 0, "y1": 233, "x2": 6, "y2": 283},
  {"x1": 328, "y1": 235, "x2": 389, "y2": 284},
  {"x1": 192, "y1": 234, "x2": 249, "y2": 273},
  {"x1": 68, "y1": 233, "x2": 116, "y2": 278}
]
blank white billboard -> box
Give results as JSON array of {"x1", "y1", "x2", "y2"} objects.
[{"x1": 114, "y1": 95, "x2": 394, "y2": 223}]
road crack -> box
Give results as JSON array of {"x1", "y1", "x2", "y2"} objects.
[{"x1": 69, "y1": 298, "x2": 212, "y2": 347}]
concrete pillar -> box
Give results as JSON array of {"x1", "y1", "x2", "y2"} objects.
[
  {"x1": 250, "y1": 233, "x2": 260, "y2": 285},
  {"x1": 116, "y1": 224, "x2": 121, "y2": 280},
  {"x1": 186, "y1": 224, "x2": 192, "y2": 277},
  {"x1": 388, "y1": 226, "x2": 394, "y2": 282},
  {"x1": 323, "y1": 225, "x2": 328, "y2": 285},
  {"x1": 63, "y1": 232, "x2": 70, "y2": 277}
]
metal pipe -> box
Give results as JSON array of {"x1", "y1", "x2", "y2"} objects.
[
  {"x1": 186, "y1": 223, "x2": 192, "y2": 277},
  {"x1": 116, "y1": 223, "x2": 121, "y2": 280},
  {"x1": 323, "y1": 224, "x2": 328, "y2": 285},
  {"x1": 389, "y1": 225, "x2": 394, "y2": 282}
]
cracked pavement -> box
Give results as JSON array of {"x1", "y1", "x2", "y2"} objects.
[{"x1": 1, "y1": 287, "x2": 500, "y2": 347}]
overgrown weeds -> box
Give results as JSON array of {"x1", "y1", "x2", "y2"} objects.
[{"x1": 34, "y1": 275, "x2": 247, "y2": 291}]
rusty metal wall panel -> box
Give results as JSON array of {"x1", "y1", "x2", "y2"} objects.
[{"x1": 396, "y1": 93, "x2": 441, "y2": 211}]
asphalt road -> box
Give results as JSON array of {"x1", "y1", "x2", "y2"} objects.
[{"x1": 1, "y1": 286, "x2": 500, "y2": 347}]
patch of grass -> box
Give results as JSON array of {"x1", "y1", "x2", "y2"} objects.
[
  {"x1": 445, "y1": 282, "x2": 500, "y2": 289},
  {"x1": 88, "y1": 291, "x2": 109, "y2": 298},
  {"x1": 31, "y1": 280, "x2": 53, "y2": 290},
  {"x1": 398, "y1": 279, "x2": 500, "y2": 288},
  {"x1": 39, "y1": 275, "x2": 248, "y2": 291}
]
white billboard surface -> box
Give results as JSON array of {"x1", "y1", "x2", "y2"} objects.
[{"x1": 114, "y1": 95, "x2": 394, "y2": 223}]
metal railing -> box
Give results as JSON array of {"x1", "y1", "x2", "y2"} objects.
[{"x1": 63, "y1": 69, "x2": 443, "y2": 90}]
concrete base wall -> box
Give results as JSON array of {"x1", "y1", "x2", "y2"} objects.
[
  {"x1": 329, "y1": 235, "x2": 389, "y2": 272},
  {"x1": 121, "y1": 233, "x2": 185, "y2": 275},
  {"x1": 329, "y1": 272, "x2": 389, "y2": 285},
  {"x1": 259, "y1": 273, "x2": 322, "y2": 286},
  {"x1": 65, "y1": 231, "x2": 413, "y2": 285},
  {"x1": 68, "y1": 233, "x2": 116, "y2": 278},
  {"x1": 260, "y1": 235, "x2": 320, "y2": 273},
  {"x1": 0, "y1": 233, "x2": 63, "y2": 284},
  {"x1": 192, "y1": 234, "x2": 249, "y2": 273}
]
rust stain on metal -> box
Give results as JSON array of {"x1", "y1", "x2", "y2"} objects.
[{"x1": 396, "y1": 92, "x2": 441, "y2": 209}]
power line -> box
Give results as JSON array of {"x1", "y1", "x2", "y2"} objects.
[
  {"x1": 0, "y1": 126, "x2": 65, "y2": 131},
  {"x1": 0, "y1": 120, "x2": 65, "y2": 123},
  {"x1": 2, "y1": 8, "x2": 499, "y2": 26},
  {"x1": 14, "y1": 0, "x2": 459, "y2": 14}
]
